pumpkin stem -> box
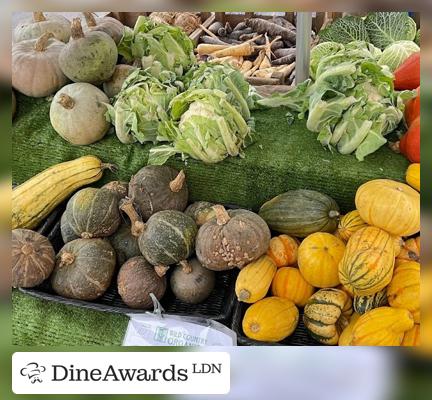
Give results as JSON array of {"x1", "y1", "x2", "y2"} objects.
[
  {"x1": 21, "y1": 244, "x2": 34, "y2": 256},
  {"x1": 33, "y1": 12, "x2": 46, "y2": 22},
  {"x1": 83, "y1": 12, "x2": 97, "y2": 27},
  {"x1": 34, "y1": 32, "x2": 54, "y2": 51},
  {"x1": 71, "y1": 18, "x2": 85, "y2": 39},
  {"x1": 155, "y1": 265, "x2": 170, "y2": 277},
  {"x1": 119, "y1": 198, "x2": 146, "y2": 237},
  {"x1": 81, "y1": 232, "x2": 94, "y2": 239},
  {"x1": 100, "y1": 163, "x2": 118, "y2": 173},
  {"x1": 249, "y1": 323, "x2": 260, "y2": 333},
  {"x1": 328, "y1": 210, "x2": 340, "y2": 219},
  {"x1": 58, "y1": 93, "x2": 75, "y2": 110},
  {"x1": 179, "y1": 260, "x2": 192, "y2": 274},
  {"x1": 59, "y1": 252, "x2": 75, "y2": 267},
  {"x1": 169, "y1": 170, "x2": 186, "y2": 193},
  {"x1": 238, "y1": 289, "x2": 251, "y2": 302},
  {"x1": 213, "y1": 205, "x2": 230, "y2": 226}
]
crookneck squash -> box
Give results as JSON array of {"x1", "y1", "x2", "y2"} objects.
[{"x1": 267, "y1": 234, "x2": 299, "y2": 268}]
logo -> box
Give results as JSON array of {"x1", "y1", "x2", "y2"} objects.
[{"x1": 20, "y1": 362, "x2": 46, "y2": 384}]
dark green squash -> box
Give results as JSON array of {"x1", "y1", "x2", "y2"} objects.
[
  {"x1": 259, "y1": 189, "x2": 340, "y2": 238},
  {"x1": 60, "y1": 211, "x2": 79, "y2": 243},
  {"x1": 353, "y1": 289, "x2": 388, "y2": 315},
  {"x1": 101, "y1": 180, "x2": 129, "y2": 201},
  {"x1": 62, "y1": 187, "x2": 121, "y2": 239},
  {"x1": 196, "y1": 205, "x2": 271, "y2": 271},
  {"x1": 117, "y1": 256, "x2": 167, "y2": 309},
  {"x1": 185, "y1": 201, "x2": 216, "y2": 226},
  {"x1": 12, "y1": 229, "x2": 55, "y2": 288},
  {"x1": 129, "y1": 166, "x2": 188, "y2": 220},
  {"x1": 170, "y1": 258, "x2": 216, "y2": 304},
  {"x1": 108, "y1": 223, "x2": 141, "y2": 266},
  {"x1": 51, "y1": 238, "x2": 116, "y2": 300}
]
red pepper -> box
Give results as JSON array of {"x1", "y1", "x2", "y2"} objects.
[
  {"x1": 394, "y1": 52, "x2": 420, "y2": 90},
  {"x1": 404, "y1": 87, "x2": 420, "y2": 127},
  {"x1": 400, "y1": 116, "x2": 420, "y2": 162}
]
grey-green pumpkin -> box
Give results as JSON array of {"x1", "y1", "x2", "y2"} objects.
[
  {"x1": 109, "y1": 223, "x2": 141, "y2": 266},
  {"x1": 259, "y1": 189, "x2": 340, "y2": 238},
  {"x1": 353, "y1": 289, "x2": 388, "y2": 314},
  {"x1": 60, "y1": 211, "x2": 79, "y2": 243}
]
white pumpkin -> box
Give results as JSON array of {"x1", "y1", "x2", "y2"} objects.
[
  {"x1": 12, "y1": 32, "x2": 68, "y2": 98},
  {"x1": 50, "y1": 83, "x2": 110, "y2": 145},
  {"x1": 82, "y1": 12, "x2": 125, "y2": 44},
  {"x1": 13, "y1": 12, "x2": 71, "y2": 43}
]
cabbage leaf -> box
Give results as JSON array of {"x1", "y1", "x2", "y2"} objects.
[{"x1": 378, "y1": 40, "x2": 420, "y2": 71}]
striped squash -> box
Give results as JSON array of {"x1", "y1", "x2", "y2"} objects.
[
  {"x1": 339, "y1": 226, "x2": 395, "y2": 296},
  {"x1": 303, "y1": 288, "x2": 353, "y2": 345},
  {"x1": 12, "y1": 155, "x2": 111, "y2": 230},
  {"x1": 337, "y1": 210, "x2": 368, "y2": 242},
  {"x1": 235, "y1": 255, "x2": 277, "y2": 303},
  {"x1": 402, "y1": 324, "x2": 420, "y2": 346},
  {"x1": 267, "y1": 234, "x2": 299, "y2": 267},
  {"x1": 353, "y1": 288, "x2": 388, "y2": 314},
  {"x1": 259, "y1": 189, "x2": 340, "y2": 238},
  {"x1": 271, "y1": 267, "x2": 314, "y2": 307}
]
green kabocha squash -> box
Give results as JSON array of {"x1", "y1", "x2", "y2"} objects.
[
  {"x1": 82, "y1": 12, "x2": 125, "y2": 45},
  {"x1": 108, "y1": 223, "x2": 142, "y2": 266},
  {"x1": 170, "y1": 258, "x2": 216, "y2": 304},
  {"x1": 353, "y1": 289, "x2": 388, "y2": 315},
  {"x1": 129, "y1": 166, "x2": 189, "y2": 220},
  {"x1": 62, "y1": 187, "x2": 121, "y2": 239},
  {"x1": 117, "y1": 256, "x2": 166, "y2": 309},
  {"x1": 51, "y1": 238, "x2": 116, "y2": 300},
  {"x1": 60, "y1": 212, "x2": 80, "y2": 243},
  {"x1": 101, "y1": 181, "x2": 129, "y2": 201},
  {"x1": 259, "y1": 189, "x2": 340, "y2": 238},
  {"x1": 59, "y1": 18, "x2": 117, "y2": 84},
  {"x1": 185, "y1": 201, "x2": 216, "y2": 226},
  {"x1": 196, "y1": 205, "x2": 271, "y2": 271},
  {"x1": 12, "y1": 229, "x2": 55, "y2": 288}
]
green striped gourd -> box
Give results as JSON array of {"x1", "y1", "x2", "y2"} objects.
[{"x1": 353, "y1": 289, "x2": 388, "y2": 314}]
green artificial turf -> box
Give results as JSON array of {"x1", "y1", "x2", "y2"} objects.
[{"x1": 12, "y1": 92, "x2": 409, "y2": 346}]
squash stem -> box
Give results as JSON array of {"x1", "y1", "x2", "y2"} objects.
[
  {"x1": 58, "y1": 93, "x2": 75, "y2": 110},
  {"x1": 71, "y1": 18, "x2": 85, "y2": 39},
  {"x1": 83, "y1": 12, "x2": 97, "y2": 27},
  {"x1": 155, "y1": 265, "x2": 170, "y2": 277},
  {"x1": 328, "y1": 210, "x2": 340, "y2": 219},
  {"x1": 249, "y1": 323, "x2": 260, "y2": 333},
  {"x1": 59, "y1": 252, "x2": 75, "y2": 267},
  {"x1": 179, "y1": 260, "x2": 192, "y2": 274},
  {"x1": 100, "y1": 163, "x2": 118, "y2": 173},
  {"x1": 169, "y1": 170, "x2": 186, "y2": 193},
  {"x1": 33, "y1": 12, "x2": 46, "y2": 22},
  {"x1": 238, "y1": 289, "x2": 251, "y2": 302},
  {"x1": 34, "y1": 32, "x2": 54, "y2": 52},
  {"x1": 213, "y1": 205, "x2": 230, "y2": 226},
  {"x1": 119, "y1": 198, "x2": 145, "y2": 237}
]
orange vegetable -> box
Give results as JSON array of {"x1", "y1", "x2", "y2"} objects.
[
  {"x1": 394, "y1": 52, "x2": 420, "y2": 90},
  {"x1": 405, "y1": 87, "x2": 420, "y2": 127},
  {"x1": 400, "y1": 116, "x2": 420, "y2": 163}
]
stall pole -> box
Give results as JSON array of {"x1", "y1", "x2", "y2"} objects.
[{"x1": 295, "y1": 12, "x2": 313, "y2": 85}]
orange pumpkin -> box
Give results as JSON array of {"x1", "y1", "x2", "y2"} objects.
[{"x1": 267, "y1": 234, "x2": 299, "y2": 268}]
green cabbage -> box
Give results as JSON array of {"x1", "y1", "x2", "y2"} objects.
[
  {"x1": 415, "y1": 29, "x2": 420, "y2": 45},
  {"x1": 378, "y1": 40, "x2": 420, "y2": 71},
  {"x1": 319, "y1": 16, "x2": 369, "y2": 44},
  {"x1": 310, "y1": 42, "x2": 345, "y2": 79}
]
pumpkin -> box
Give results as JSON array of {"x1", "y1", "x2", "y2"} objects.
[
  {"x1": 242, "y1": 297, "x2": 299, "y2": 342},
  {"x1": 60, "y1": 212, "x2": 79, "y2": 243},
  {"x1": 303, "y1": 288, "x2": 353, "y2": 345},
  {"x1": 399, "y1": 117, "x2": 420, "y2": 163},
  {"x1": 396, "y1": 237, "x2": 420, "y2": 266},
  {"x1": 185, "y1": 201, "x2": 216, "y2": 226},
  {"x1": 337, "y1": 210, "x2": 367, "y2": 242},
  {"x1": 298, "y1": 232, "x2": 345, "y2": 288},
  {"x1": 348, "y1": 307, "x2": 414, "y2": 346},
  {"x1": 235, "y1": 255, "x2": 276, "y2": 303},
  {"x1": 82, "y1": 12, "x2": 125, "y2": 44},
  {"x1": 356, "y1": 179, "x2": 420, "y2": 237},
  {"x1": 271, "y1": 267, "x2": 314, "y2": 307},
  {"x1": 339, "y1": 227, "x2": 395, "y2": 296},
  {"x1": 12, "y1": 229, "x2": 55, "y2": 288},
  {"x1": 402, "y1": 324, "x2": 420, "y2": 346},
  {"x1": 59, "y1": 18, "x2": 117, "y2": 84},
  {"x1": 129, "y1": 166, "x2": 189, "y2": 220},
  {"x1": 406, "y1": 163, "x2": 420, "y2": 192},
  {"x1": 62, "y1": 187, "x2": 121, "y2": 239},
  {"x1": 170, "y1": 258, "x2": 216, "y2": 304},
  {"x1": 196, "y1": 205, "x2": 271, "y2": 271},
  {"x1": 267, "y1": 234, "x2": 299, "y2": 267},
  {"x1": 404, "y1": 87, "x2": 420, "y2": 127},
  {"x1": 394, "y1": 52, "x2": 420, "y2": 90},
  {"x1": 51, "y1": 238, "x2": 116, "y2": 300},
  {"x1": 259, "y1": 189, "x2": 340, "y2": 238},
  {"x1": 353, "y1": 289, "x2": 388, "y2": 314},
  {"x1": 338, "y1": 313, "x2": 361, "y2": 346},
  {"x1": 387, "y1": 261, "x2": 420, "y2": 323},
  {"x1": 12, "y1": 32, "x2": 68, "y2": 98},
  {"x1": 108, "y1": 223, "x2": 142, "y2": 266},
  {"x1": 102, "y1": 64, "x2": 136, "y2": 98},
  {"x1": 101, "y1": 181, "x2": 129, "y2": 201},
  {"x1": 117, "y1": 256, "x2": 166, "y2": 309},
  {"x1": 50, "y1": 83, "x2": 110, "y2": 145},
  {"x1": 12, "y1": 155, "x2": 112, "y2": 230},
  {"x1": 13, "y1": 12, "x2": 71, "y2": 43}
]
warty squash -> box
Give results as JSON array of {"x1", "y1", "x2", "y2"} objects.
[
  {"x1": 348, "y1": 307, "x2": 414, "y2": 346},
  {"x1": 338, "y1": 313, "x2": 361, "y2": 346},
  {"x1": 12, "y1": 155, "x2": 113, "y2": 230},
  {"x1": 402, "y1": 324, "x2": 420, "y2": 346},
  {"x1": 396, "y1": 237, "x2": 420, "y2": 266},
  {"x1": 242, "y1": 297, "x2": 299, "y2": 342},
  {"x1": 235, "y1": 255, "x2": 277, "y2": 303},
  {"x1": 303, "y1": 288, "x2": 353, "y2": 345},
  {"x1": 337, "y1": 210, "x2": 368, "y2": 242},
  {"x1": 271, "y1": 267, "x2": 314, "y2": 307},
  {"x1": 267, "y1": 234, "x2": 299, "y2": 268},
  {"x1": 355, "y1": 179, "x2": 420, "y2": 237},
  {"x1": 387, "y1": 261, "x2": 420, "y2": 323},
  {"x1": 406, "y1": 163, "x2": 420, "y2": 191},
  {"x1": 298, "y1": 232, "x2": 345, "y2": 288},
  {"x1": 339, "y1": 226, "x2": 395, "y2": 296}
]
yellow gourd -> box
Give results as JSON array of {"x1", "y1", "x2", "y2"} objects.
[
  {"x1": 267, "y1": 234, "x2": 299, "y2": 267},
  {"x1": 338, "y1": 313, "x2": 361, "y2": 346},
  {"x1": 406, "y1": 163, "x2": 420, "y2": 191},
  {"x1": 355, "y1": 179, "x2": 420, "y2": 237},
  {"x1": 402, "y1": 324, "x2": 420, "y2": 346},
  {"x1": 387, "y1": 261, "x2": 420, "y2": 323},
  {"x1": 339, "y1": 226, "x2": 395, "y2": 296},
  {"x1": 349, "y1": 307, "x2": 414, "y2": 346},
  {"x1": 235, "y1": 255, "x2": 276, "y2": 303},
  {"x1": 337, "y1": 210, "x2": 368, "y2": 242},
  {"x1": 298, "y1": 232, "x2": 345, "y2": 288},
  {"x1": 271, "y1": 267, "x2": 314, "y2": 307},
  {"x1": 242, "y1": 297, "x2": 299, "y2": 342},
  {"x1": 12, "y1": 155, "x2": 112, "y2": 229},
  {"x1": 396, "y1": 237, "x2": 420, "y2": 266}
]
